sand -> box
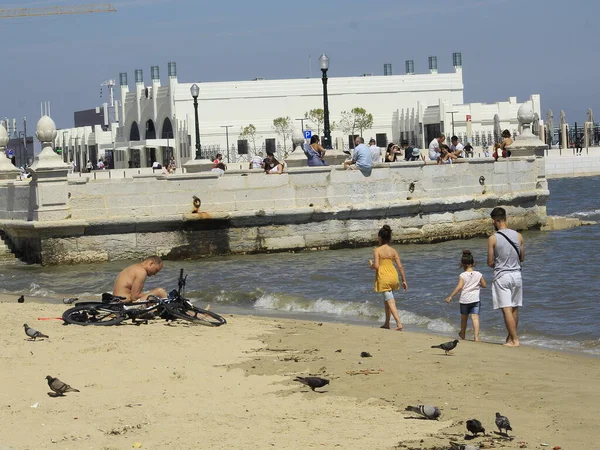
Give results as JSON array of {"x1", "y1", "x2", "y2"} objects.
[{"x1": 1, "y1": 296, "x2": 598, "y2": 449}]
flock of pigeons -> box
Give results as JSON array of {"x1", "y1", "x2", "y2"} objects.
[
  {"x1": 294, "y1": 339, "x2": 513, "y2": 449},
  {"x1": 23, "y1": 323, "x2": 80, "y2": 397},
  {"x1": 23, "y1": 303, "x2": 510, "y2": 448}
]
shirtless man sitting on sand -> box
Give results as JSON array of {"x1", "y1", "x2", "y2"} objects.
[{"x1": 113, "y1": 256, "x2": 168, "y2": 303}]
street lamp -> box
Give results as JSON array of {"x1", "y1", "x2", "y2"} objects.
[
  {"x1": 220, "y1": 125, "x2": 233, "y2": 163},
  {"x1": 190, "y1": 83, "x2": 202, "y2": 159},
  {"x1": 295, "y1": 118, "x2": 308, "y2": 137},
  {"x1": 449, "y1": 110, "x2": 459, "y2": 136},
  {"x1": 319, "y1": 53, "x2": 332, "y2": 149}
]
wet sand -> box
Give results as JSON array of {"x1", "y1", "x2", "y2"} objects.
[{"x1": 1, "y1": 297, "x2": 597, "y2": 449}]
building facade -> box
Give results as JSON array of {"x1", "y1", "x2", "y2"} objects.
[{"x1": 56, "y1": 55, "x2": 542, "y2": 169}]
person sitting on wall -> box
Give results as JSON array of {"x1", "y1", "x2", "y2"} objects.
[
  {"x1": 213, "y1": 153, "x2": 223, "y2": 167},
  {"x1": 344, "y1": 136, "x2": 372, "y2": 176},
  {"x1": 304, "y1": 135, "x2": 327, "y2": 166},
  {"x1": 112, "y1": 256, "x2": 168, "y2": 303},
  {"x1": 167, "y1": 156, "x2": 176, "y2": 173},
  {"x1": 465, "y1": 142, "x2": 475, "y2": 158},
  {"x1": 500, "y1": 130, "x2": 513, "y2": 158},
  {"x1": 97, "y1": 159, "x2": 105, "y2": 170},
  {"x1": 449, "y1": 135, "x2": 465, "y2": 158},
  {"x1": 385, "y1": 143, "x2": 403, "y2": 162},
  {"x1": 249, "y1": 152, "x2": 264, "y2": 170},
  {"x1": 264, "y1": 152, "x2": 284, "y2": 174},
  {"x1": 152, "y1": 160, "x2": 162, "y2": 170},
  {"x1": 368, "y1": 138, "x2": 382, "y2": 164},
  {"x1": 438, "y1": 144, "x2": 457, "y2": 164},
  {"x1": 428, "y1": 134, "x2": 445, "y2": 163},
  {"x1": 211, "y1": 162, "x2": 226, "y2": 177}
]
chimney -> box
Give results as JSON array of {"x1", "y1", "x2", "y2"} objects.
[
  {"x1": 428, "y1": 56, "x2": 438, "y2": 74},
  {"x1": 168, "y1": 61, "x2": 177, "y2": 79},
  {"x1": 452, "y1": 52, "x2": 463, "y2": 72},
  {"x1": 134, "y1": 69, "x2": 144, "y2": 85}
]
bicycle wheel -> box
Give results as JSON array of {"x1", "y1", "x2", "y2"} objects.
[
  {"x1": 62, "y1": 304, "x2": 126, "y2": 326},
  {"x1": 164, "y1": 302, "x2": 227, "y2": 327}
]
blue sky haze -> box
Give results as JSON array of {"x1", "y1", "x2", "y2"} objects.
[{"x1": 0, "y1": 0, "x2": 598, "y2": 129}]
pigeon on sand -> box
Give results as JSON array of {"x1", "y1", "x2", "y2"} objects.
[
  {"x1": 495, "y1": 412, "x2": 513, "y2": 434},
  {"x1": 466, "y1": 418, "x2": 485, "y2": 436},
  {"x1": 431, "y1": 339, "x2": 459, "y2": 355},
  {"x1": 24, "y1": 323, "x2": 48, "y2": 340},
  {"x1": 46, "y1": 375, "x2": 80, "y2": 396},
  {"x1": 18, "y1": 295, "x2": 25, "y2": 303},
  {"x1": 405, "y1": 405, "x2": 441, "y2": 420},
  {"x1": 294, "y1": 376, "x2": 329, "y2": 391}
]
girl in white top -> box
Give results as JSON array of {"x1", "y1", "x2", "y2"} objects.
[{"x1": 445, "y1": 250, "x2": 487, "y2": 342}]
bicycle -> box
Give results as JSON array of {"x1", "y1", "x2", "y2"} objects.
[{"x1": 62, "y1": 269, "x2": 227, "y2": 327}]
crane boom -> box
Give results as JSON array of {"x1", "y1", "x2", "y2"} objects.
[{"x1": 0, "y1": 3, "x2": 116, "y2": 19}]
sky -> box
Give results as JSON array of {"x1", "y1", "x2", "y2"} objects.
[{"x1": 0, "y1": 0, "x2": 598, "y2": 132}]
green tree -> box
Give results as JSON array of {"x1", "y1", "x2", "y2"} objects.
[
  {"x1": 339, "y1": 107, "x2": 373, "y2": 138},
  {"x1": 239, "y1": 124, "x2": 259, "y2": 154},
  {"x1": 272, "y1": 116, "x2": 293, "y2": 153},
  {"x1": 305, "y1": 109, "x2": 324, "y2": 136},
  {"x1": 305, "y1": 108, "x2": 336, "y2": 137}
]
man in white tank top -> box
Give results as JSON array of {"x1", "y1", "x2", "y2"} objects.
[{"x1": 487, "y1": 207, "x2": 525, "y2": 347}]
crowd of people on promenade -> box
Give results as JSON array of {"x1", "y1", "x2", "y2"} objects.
[
  {"x1": 64, "y1": 130, "x2": 515, "y2": 177},
  {"x1": 369, "y1": 207, "x2": 524, "y2": 346}
]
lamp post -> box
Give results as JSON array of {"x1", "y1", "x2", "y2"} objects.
[
  {"x1": 319, "y1": 53, "x2": 332, "y2": 149},
  {"x1": 449, "y1": 110, "x2": 459, "y2": 136},
  {"x1": 62, "y1": 131, "x2": 68, "y2": 163},
  {"x1": 190, "y1": 83, "x2": 201, "y2": 159},
  {"x1": 220, "y1": 125, "x2": 233, "y2": 163},
  {"x1": 295, "y1": 118, "x2": 308, "y2": 137}
]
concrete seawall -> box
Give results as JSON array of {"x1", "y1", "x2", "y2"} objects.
[
  {"x1": 544, "y1": 147, "x2": 600, "y2": 178},
  {"x1": 0, "y1": 157, "x2": 548, "y2": 265}
]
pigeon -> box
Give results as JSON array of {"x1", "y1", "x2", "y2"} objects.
[
  {"x1": 24, "y1": 323, "x2": 48, "y2": 340},
  {"x1": 17, "y1": 295, "x2": 24, "y2": 303},
  {"x1": 466, "y1": 419, "x2": 485, "y2": 436},
  {"x1": 431, "y1": 339, "x2": 459, "y2": 355},
  {"x1": 495, "y1": 412, "x2": 513, "y2": 434},
  {"x1": 360, "y1": 351, "x2": 372, "y2": 358},
  {"x1": 450, "y1": 443, "x2": 480, "y2": 450},
  {"x1": 294, "y1": 376, "x2": 329, "y2": 391},
  {"x1": 405, "y1": 405, "x2": 441, "y2": 420},
  {"x1": 46, "y1": 375, "x2": 80, "y2": 396}
]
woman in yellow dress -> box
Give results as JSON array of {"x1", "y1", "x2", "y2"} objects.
[{"x1": 369, "y1": 225, "x2": 408, "y2": 330}]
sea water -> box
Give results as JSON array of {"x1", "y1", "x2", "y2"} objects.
[{"x1": 1, "y1": 177, "x2": 599, "y2": 355}]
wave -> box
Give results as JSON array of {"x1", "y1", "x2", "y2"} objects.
[
  {"x1": 253, "y1": 293, "x2": 455, "y2": 333},
  {"x1": 567, "y1": 209, "x2": 600, "y2": 219},
  {"x1": 29, "y1": 282, "x2": 55, "y2": 297}
]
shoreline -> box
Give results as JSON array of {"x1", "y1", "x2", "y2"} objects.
[
  {"x1": 3, "y1": 292, "x2": 599, "y2": 360},
  {"x1": 2, "y1": 302, "x2": 598, "y2": 449}
]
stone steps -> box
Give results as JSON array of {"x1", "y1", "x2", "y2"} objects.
[{"x1": 0, "y1": 232, "x2": 17, "y2": 261}]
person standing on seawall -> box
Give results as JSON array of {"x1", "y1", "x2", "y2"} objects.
[
  {"x1": 369, "y1": 225, "x2": 408, "y2": 331},
  {"x1": 487, "y1": 207, "x2": 525, "y2": 347}
]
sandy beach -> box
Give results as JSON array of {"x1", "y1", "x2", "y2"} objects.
[{"x1": 1, "y1": 296, "x2": 598, "y2": 450}]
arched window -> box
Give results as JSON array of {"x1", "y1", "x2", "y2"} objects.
[
  {"x1": 145, "y1": 120, "x2": 156, "y2": 140},
  {"x1": 161, "y1": 118, "x2": 174, "y2": 139},
  {"x1": 130, "y1": 122, "x2": 140, "y2": 141}
]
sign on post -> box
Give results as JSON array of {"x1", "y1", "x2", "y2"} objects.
[{"x1": 303, "y1": 130, "x2": 312, "y2": 139}]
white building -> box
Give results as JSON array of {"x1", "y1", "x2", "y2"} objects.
[{"x1": 56, "y1": 55, "x2": 542, "y2": 169}]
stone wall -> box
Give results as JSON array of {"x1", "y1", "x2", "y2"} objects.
[
  {"x1": 544, "y1": 154, "x2": 600, "y2": 178},
  {"x1": 0, "y1": 157, "x2": 548, "y2": 265}
]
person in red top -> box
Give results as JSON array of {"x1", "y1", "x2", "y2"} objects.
[{"x1": 213, "y1": 153, "x2": 223, "y2": 167}]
